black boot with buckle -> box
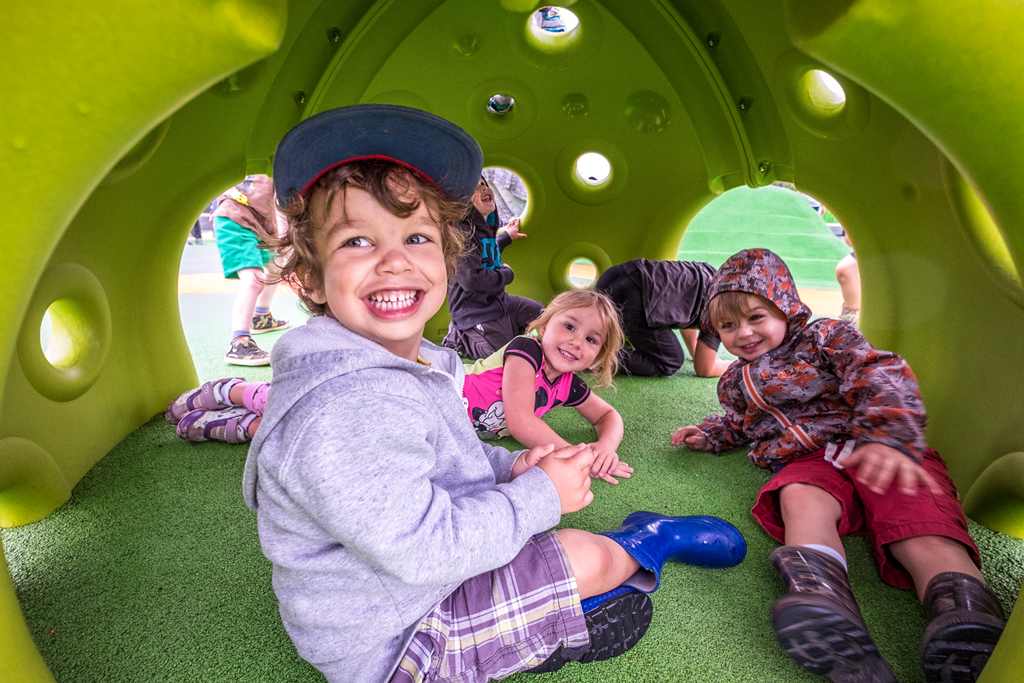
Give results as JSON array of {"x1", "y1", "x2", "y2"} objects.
[
  {"x1": 920, "y1": 571, "x2": 1005, "y2": 682},
  {"x1": 770, "y1": 546, "x2": 896, "y2": 683}
]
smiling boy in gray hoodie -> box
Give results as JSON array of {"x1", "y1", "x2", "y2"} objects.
[{"x1": 241, "y1": 104, "x2": 746, "y2": 683}]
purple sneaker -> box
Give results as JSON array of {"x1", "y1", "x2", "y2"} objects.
[
  {"x1": 176, "y1": 407, "x2": 253, "y2": 444},
  {"x1": 165, "y1": 377, "x2": 243, "y2": 424}
]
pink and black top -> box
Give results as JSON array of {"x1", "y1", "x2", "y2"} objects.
[{"x1": 462, "y1": 336, "x2": 591, "y2": 438}]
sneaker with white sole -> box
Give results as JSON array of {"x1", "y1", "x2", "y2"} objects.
[
  {"x1": 176, "y1": 407, "x2": 254, "y2": 444},
  {"x1": 251, "y1": 312, "x2": 290, "y2": 334},
  {"x1": 165, "y1": 377, "x2": 243, "y2": 424},
  {"x1": 225, "y1": 336, "x2": 271, "y2": 366}
]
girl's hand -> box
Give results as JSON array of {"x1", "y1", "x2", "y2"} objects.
[
  {"x1": 842, "y1": 442, "x2": 944, "y2": 496},
  {"x1": 672, "y1": 426, "x2": 709, "y2": 451},
  {"x1": 588, "y1": 443, "x2": 633, "y2": 484},
  {"x1": 537, "y1": 444, "x2": 595, "y2": 513}
]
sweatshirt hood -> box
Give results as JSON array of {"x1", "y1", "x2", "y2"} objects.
[{"x1": 700, "y1": 248, "x2": 812, "y2": 339}]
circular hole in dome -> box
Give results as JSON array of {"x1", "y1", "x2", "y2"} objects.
[
  {"x1": 481, "y1": 167, "x2": 530, "y2": 221},
  {"x1": 487, "y1": 93, "x2": 515, "y2": 115},
  {"x1": 575, "y1": 152, "x2": 611, "y2": 186},
  {"x1": 41, "y1": 300, "x2": 87, "y2": 369},
  {"x1": 804, "y1": 70, "x2": 846, "y2": 112},
  {"x1": 568, "y1": 258, "x2": 597, "y2": 289},
  {"x1": 529, "y1": 6, "x2": 580, "y2": 39}
]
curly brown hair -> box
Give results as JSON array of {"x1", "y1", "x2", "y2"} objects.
[
  {"x1": 268, "y1": 160, "x2": 469, "y2": 316},
  {"x1": 525, "y1": 289, "x2": 623, "y2": 389}
]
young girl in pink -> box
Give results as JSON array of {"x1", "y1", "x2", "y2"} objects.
[
  {"x1": 166, "y1": 290, "x2": 631, "y2": 483},
  {"x1": 462, "y1": 289, "x2": 631, "y2": 484}
]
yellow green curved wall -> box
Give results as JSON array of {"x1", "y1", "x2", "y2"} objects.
[{"x1": 2, "y1": 0, "x2": 1022, "y2": 680}]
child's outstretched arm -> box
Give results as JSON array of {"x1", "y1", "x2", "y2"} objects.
[
  {"x1": 841, "y1": 442, "x2": 944, "y2": 497},
  {"x1": 503, "y1": 355, "x2": 630, "y2": 484},
  {"x1": 574, "y1": 393, "x2": 632, "y2": 484},
  {"x1": 671, "y1": 425, "x2": 711, "y2": 451},
  {"x1": 502, "y1": 354, "x2": 575, "y2": 450},
  {"x1": 680, "y1": 329, "x2": 732, "y2": 378}
]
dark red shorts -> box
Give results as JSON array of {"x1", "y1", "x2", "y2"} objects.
[{"x1": 752, "y1": 446, "x2": 980, "y2": 590}]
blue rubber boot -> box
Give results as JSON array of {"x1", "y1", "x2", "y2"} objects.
[{"x1": 600, "y1": 512, "x2": 746, "y2": 592}]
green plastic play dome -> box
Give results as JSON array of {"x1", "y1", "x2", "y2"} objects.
[{"x1": 3, "y1": 0, "x2": 1023, "y2": 680}]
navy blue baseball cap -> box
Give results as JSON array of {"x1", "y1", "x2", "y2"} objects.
[{"x1": 272, "y1": 104, "x2": 484, "y2": 207}]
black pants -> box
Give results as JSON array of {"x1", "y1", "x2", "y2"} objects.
[
  {"x1": 596, "y1": 263, "x2": 685, "y2": 377},
  {"x1": 442, "y1": 295, "x2": 544, "y2": 360}
]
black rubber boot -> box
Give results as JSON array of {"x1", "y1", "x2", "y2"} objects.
[
  {"x1": 526, "y1": 590, "x2": 653, "y2": 674},
  {"x1": 770, "y1": 546, "x2": 896, "y2": 683},
  {"x1": 920, "y1": 572, "x2": 1005, "y2": 682}
]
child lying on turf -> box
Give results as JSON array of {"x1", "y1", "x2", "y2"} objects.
[
  {"x1": 462, "y1": 288, "x2": 630, "y2": 483},
  {"x1": 232, "y1": 104, "x2": 747, "y2": 683},
  {"x1": 671, "y1": 248, "x2": 1005, "y2": 683},
  {"x1": 167, "y1": 290, "x2": 633, "y2": 483}
]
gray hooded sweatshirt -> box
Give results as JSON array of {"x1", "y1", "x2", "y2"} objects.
[{"x1": 242, "y1": 316, "x2": 561, "y2": 682}]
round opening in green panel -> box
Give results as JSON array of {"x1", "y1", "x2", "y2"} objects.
[
  {"x1": 575, "y1": 152, "x2": 612, "y2": 186},
  {"x1": 568, "y1": 258, "x2": 597, "y2": 289},
  {"x1": 527, "y1": 6, "x2": 581, "y2": 51},
  {"x1": 531, "y1": 7, "x2": 579, "y2": 35},
  {"x1": 482, "y1": 167, "x2": 529, "y2": 220},
  {"x1": 773, "y1": 50, "x2": 869, "y2": 141},
  {"x1": 41, "y1": 298, "x2": 99, "y2": 370},
  {"x1": 803, "y1": 70, "x2": 846, "y2": 113},
  {"x1": 17, "y1": 263, "x2": 112, "y2": 402}
]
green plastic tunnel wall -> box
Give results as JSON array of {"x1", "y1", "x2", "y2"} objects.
[{"x1": 2, "y1": 0, "x2": 1023, "y2": 680}]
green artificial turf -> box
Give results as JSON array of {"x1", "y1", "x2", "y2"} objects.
[{"x1": 5, "y1": 361, "x2": 1022, "y2": 683}]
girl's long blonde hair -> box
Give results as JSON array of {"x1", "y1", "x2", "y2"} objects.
[{"x1": 525, "y1": 289, "x2": 623, "y2": 389}]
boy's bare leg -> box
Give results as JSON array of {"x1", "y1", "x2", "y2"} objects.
[
  {"x1": 254, "y1": 259, "x2": 282, "y2": 311},
  {"x1": 888, "y1": 535, "x2": 984, "y2": 601},
  {"x1": 557, "y1": 529, "x2": 641, "y2": 599},
  {"x1": 771, "y1": 483, "x2": 896, "y2": 681},
  {"x1": 778, "y1": 482, "x2": 845, "y2": 559},
  {"x1": 254, "y1": 280, "x2": 278, "y2": 310}
]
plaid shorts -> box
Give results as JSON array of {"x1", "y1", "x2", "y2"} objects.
[{"x1": 391, "y1": 531, "x2": 588, "y2": 683}]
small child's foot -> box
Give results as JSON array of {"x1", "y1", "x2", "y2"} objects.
[
  {"x1": 165, "y1": 377, "x2": 244, "y2": 424},
  {"x1": 526, "y1": 590, "x2": 652, "y2": 674},
  {"x1": 772, "y1": 592, "x2": 895, "y2": 682},
  {"x1": 225, "y1": 336, "x2": 271, "y2": 366},
  {"x1": 921, "y1": 572, "x2": 1005, "y2": 683},
  {"x1": 770, "y1": 546, "x2": 895, "y2": 683},
  {"x1": 250, "y1": 312, "x2": 290, "y2": 334},
  {"x1": 839, "y1": 304, "x2": 860, "y2": 326},
  {"x1": 176, "y1": 407, "x2": 254, "y2": 444}
]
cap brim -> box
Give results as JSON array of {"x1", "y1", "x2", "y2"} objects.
[{"x1": 272, "y1": 104, "x2": 483, "y2": 207}]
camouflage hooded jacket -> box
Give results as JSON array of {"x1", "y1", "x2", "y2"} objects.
[{"x1": 696, "y1": 249, "x2": 928, "y2": 471}]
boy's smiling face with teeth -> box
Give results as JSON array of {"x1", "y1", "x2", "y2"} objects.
[{"x1": 309, "y1": 186, "x2": 448, "y2": 362}]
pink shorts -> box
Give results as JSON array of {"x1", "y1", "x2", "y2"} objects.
[{"x1": 752, "y1": 445, "x2": 980, "y2": 590}]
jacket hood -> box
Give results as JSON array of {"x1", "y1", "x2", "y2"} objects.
[{"x1": 700, "y1": 248, "x2": 812, "y2": 339}]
